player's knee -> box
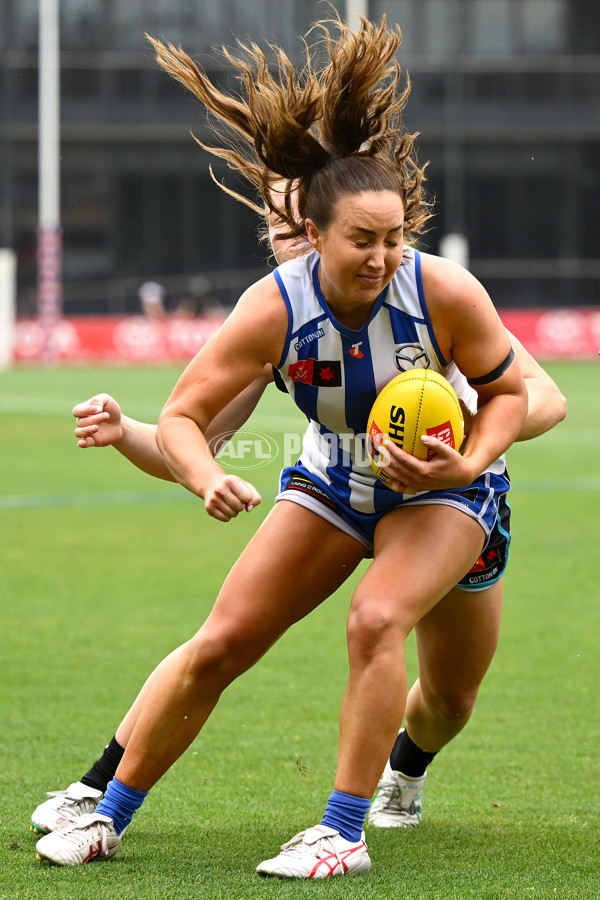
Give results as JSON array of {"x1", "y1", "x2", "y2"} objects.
[
  {"x1": 346, "y1": 591, "x2": 408, "y2": 661},
  {"x1": 182, "y1": 629, "x2": 255, "y2": 686},
  {"x1": 425, "y1": 685, "x2": 479, "y2": 721}
]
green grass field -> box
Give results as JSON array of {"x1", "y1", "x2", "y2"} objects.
[{"x1": 0, "y1": 361, "x2": 598, "y2": 899}]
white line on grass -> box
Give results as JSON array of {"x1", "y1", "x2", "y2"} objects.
[
  {"x1": 0, "y1": 396, "x2": 304, "y2": 431},
  {"x1": 513, "y1": 476, "x2": 600, "y2": 493},
  {"x1": 0, "y1": 394, "x2": 597, "y2": 440},
  {"x1": 532, "y1": 429, "x2": 600, "y2": 445},
  {"x1": 2, "y1": 477, "x2": 600, "y2": 510},
  {"x1": 0, "y1": 489, "x2": 195, "y2": 510},
  {"x1": 1, "y1": 396, "x2": 82, "y2": 416}
]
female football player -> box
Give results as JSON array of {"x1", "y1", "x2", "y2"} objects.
[{"x1": 35, "y1": 14, "x2": 563, "y2": 878}]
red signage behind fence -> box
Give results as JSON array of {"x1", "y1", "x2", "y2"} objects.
[
  {"x1": 13, "y1": 308, "x2": 600, "y2": 363},
  {"x1": 14, "y1": 315, "x2": 227, "y2": 362}
]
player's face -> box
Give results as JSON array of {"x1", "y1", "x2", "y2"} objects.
[
  {"x1": 266, "y1": 185, "x2": 311, "y2": 264},
  {"x1": 306, "y1": 190, "x2": 404, "y2": 311}
]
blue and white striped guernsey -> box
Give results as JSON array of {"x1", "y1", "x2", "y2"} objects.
[{"x1": 273, "y1": 247, "x2": 505, "y2": 515}]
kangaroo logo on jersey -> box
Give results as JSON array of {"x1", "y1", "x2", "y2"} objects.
[
  {"x1": 288, "y1": 359, "x2": 342, "y2": 386},
  {"x1": 349, "y1": 342, "x2": 364, "y2": 359},
  {"x1": 393, "y1": 344, "x2": 430, "y2": 372}
]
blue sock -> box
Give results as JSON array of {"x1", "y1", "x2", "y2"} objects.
[
  {"x1": 95, "y1": 778, "x2": 148, "y2": 836},
  {"x1": 320, "y1": 789, "x2": 370, "y2": 842}
]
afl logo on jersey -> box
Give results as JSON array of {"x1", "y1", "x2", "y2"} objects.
[{"x1": 393, "y1": 343, "x2": 430, "y2": 372}]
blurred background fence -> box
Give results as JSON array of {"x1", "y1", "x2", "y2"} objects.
[{"x1": 1, "y1": 0, "x2": 599, "y2": 362}]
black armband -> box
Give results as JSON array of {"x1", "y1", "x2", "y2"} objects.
[
  {"x1": 271, "y1": 365, "x2": 289, "y2": 394},
  {"x1": 467, "y1": 347, "x2": 515, "y2": 386}
]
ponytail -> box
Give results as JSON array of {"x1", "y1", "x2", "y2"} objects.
[{"x1": 147, "y1": 11, "x2": 431, "y2": 242}]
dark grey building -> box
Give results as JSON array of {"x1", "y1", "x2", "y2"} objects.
[{"x1": 1, "y1": 0, "x2": 599, "y2": 315}]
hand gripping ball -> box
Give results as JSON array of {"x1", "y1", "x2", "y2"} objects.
[{"x1": 367, "y1": 368, "x2": 464, "y2": 486}]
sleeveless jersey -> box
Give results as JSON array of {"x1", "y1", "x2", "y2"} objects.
[{"x1": 273, "y1": 247, "x2": 505, "y2": 515}]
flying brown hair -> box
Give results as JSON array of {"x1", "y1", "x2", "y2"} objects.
[{"x1": 147, "y1": 12, "x2": 431, "y2": 243}]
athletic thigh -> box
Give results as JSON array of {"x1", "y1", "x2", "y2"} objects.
[
  {"x1": 415, "y1": 580, "x2": 503, "y2": 704},
  {"x1": 198, "y1": 499, "x2": 365, "y2": 657},
  {"x1": 349, "y1": 504, "x2": 486, "y2": 637}
]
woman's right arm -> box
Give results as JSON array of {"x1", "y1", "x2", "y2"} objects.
[{"x1": 156, "y1": 276, "x2": 288, "y2": 521}]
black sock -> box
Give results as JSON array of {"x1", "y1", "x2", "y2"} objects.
[
  {"x1": 389, "y1": 729, "x2": 437, "y2": 777},
  {"x1": 80, "y1": 736, "x2": 125, "y2": 793}
]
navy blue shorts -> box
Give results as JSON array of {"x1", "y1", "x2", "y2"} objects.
[{"x1": 277, "y1": 465, "x2": 510, "y2": 591}]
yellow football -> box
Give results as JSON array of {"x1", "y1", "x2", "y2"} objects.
[{"x1": 367, "y1": 368, "x2": 464, "y2": 486}]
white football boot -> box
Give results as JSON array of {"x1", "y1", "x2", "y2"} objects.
[
  {"x1": 35, "y1": 813, "x2": 121, "y2": 866},
  {"x1": 30, "y1": 782, "x2": 104, "y2": 835},
  {"x1": 256, "y1": 824, "x2": 371, "y2": 879},
  {"x1": 368, "y1": 760, "x2": 426, "y2": 828}
]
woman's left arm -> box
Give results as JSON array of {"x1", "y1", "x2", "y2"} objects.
[{"x1": 381, "y1": 255, "x2": 528, "y2": 493}]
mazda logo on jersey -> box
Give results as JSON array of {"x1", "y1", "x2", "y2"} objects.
[
  {"x1": 393, "y1": 344, "x2": 430, "y2": 371},
  {"x1": 288, "y1": 359, "x2": 342, "y2": 386}
]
